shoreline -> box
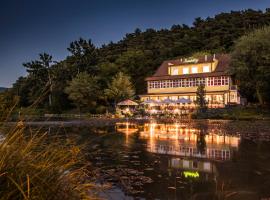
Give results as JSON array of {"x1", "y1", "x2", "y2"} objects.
[{"x1": 3, "y1": 117, "x2": 270, "y2": 126}]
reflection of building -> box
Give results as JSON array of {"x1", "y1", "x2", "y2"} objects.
[
  {"x1": 140, "y1": 54, "x2": 241, "y2": 108},
  {"x1": 140, "y1": 123, "x2": 240, "y2": 161},
  {"x1": 169, "y1": 158, "x2": 216, "y2": 174},
  {"x1": 115, "y1": 122, "x2": 139, "y2": 145},
  {"x1": 115, "y1": 122, "x2": 139, "y2": 134}
]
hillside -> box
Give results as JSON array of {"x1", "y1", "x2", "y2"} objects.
[
  {"x1": 0, "y1": 87, "x2": 7, "y2": 93},
  {"x1": 9, "y1": 8, "x2": 270, "y2": 112}
]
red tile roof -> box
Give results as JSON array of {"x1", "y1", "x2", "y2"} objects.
[{"x1": 146, "y1": 54, "x2": 231, "y2": 81}]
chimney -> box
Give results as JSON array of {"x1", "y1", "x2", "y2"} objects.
[{"x1": 205, "y1": 55, "x2": 207, "y2": 62}]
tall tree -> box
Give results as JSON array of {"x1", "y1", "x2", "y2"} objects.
[
  {"x1": 65, "y1": 72, "x2": 99, "y2": 112},
  {"x1": 23, "y1": 53, "x2": 54, "y2": 106},
  {"x1": 195, "y1": 84, "x2": 207, "y2": 113},
  {"x1": 230, "y1": 26, "x2": 270, "y2": 105},
  {"x1": 104, "y1": 72, "x2": 135, "y2": 106},
  {"x1": 115, "y1": 50, "x2": 154, "y2": 94},
  {"x1": 67, "y1": 38, "x2": 99, "y2": 75}
]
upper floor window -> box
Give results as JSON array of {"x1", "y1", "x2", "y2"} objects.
[
  {"x1": 203, "y1": 65, "x2": 210, "y2": 72},
  {"x1": 191, "y1": 67, "x2": 198, "y2": 73},
  {"x1": 171, "y1": 68, "x2": 178, "y2": 75},
  {"x1": 183, "y1": 67, "x2": 189, "y2": 74}
]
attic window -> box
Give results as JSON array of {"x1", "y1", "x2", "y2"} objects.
[
  {"x1": 171, "y1": 68, "x2": 178, "y2": 75},
  {"x1": 183, "y1": 67, "x2": 189, "y2": 74},
  {"x1": 191, "y1": 67, "x2": 198, "y2": 73},
  {"x1": 203, "y1": 66, "x2": 210, "y2": 72}
]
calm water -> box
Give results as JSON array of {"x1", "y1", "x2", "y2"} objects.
[{"x1": 48, "y1": 120, "x2": 270, "y2": 199}]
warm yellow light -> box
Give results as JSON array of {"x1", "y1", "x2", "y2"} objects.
[{"x1": 183, "y1": 171, "x2": 199, "y2": 178}]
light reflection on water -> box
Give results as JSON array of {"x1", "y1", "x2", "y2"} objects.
[
  {"x1": 113, "y1": 121, "x2": 269, "y2": 199},
  {"x1": 116, "y1": 122, "x2": 240, "y2": 161}
]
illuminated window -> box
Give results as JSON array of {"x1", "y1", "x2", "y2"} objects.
[
  {"x1": 183, "y1": 67, "x2": 189, "y2": 74},
  {"x1": 191, "y1": 67, "x2": 198, "y2": 73},
  {"x1": 183, "y1": 160, "x2": 189, "y2": 168},
  {"x1": 204, "y1": 162, "x2": 211, "y2": 171},
  {"x1": 203, "y1": 66, "x2": 210, "y2": 72},
  {"x1": 171, "y1": 68, "x2": 179, "y2": 75}
]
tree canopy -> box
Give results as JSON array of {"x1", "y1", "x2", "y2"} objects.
[
  {"x1": 230, "y1": 26, "x2": 270, "y2": 105},
  {"x1": 104, "y1": 72, "x2": 135, "y2": 104},
  {"x1": 65, "y1": 72, "x2": 100, "y2": 111}
]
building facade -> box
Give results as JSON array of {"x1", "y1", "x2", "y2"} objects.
[{"x1": 140, "y1": 54, "x2": 240, "y2": 108}]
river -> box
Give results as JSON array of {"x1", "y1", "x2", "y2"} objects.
[{"x1": 27, "y1": 119, "x2": 270, "y2": 200}]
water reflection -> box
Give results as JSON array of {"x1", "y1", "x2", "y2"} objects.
[
  {"x1": 115, "y1": 122, "x2": 240, "y2": 185},
  {"x1": 117, "y1": 122, "x2": 240, "y2": 161},
  {"x1": 112, "y1": 122, "x2": 270, "y2": 199}
]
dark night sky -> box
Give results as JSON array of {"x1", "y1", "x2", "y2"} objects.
[{"x1": 0, "y1": 0, "x2": 269, "y2": 87}]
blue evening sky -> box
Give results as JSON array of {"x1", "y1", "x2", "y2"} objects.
[{"x1": 0, "y1": 0, "x2": 269, "y2": 87}]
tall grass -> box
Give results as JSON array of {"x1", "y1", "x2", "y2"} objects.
[
  {"x1": 0, "y1": 121, "x2": 98, "y2": 200},
  {"x1": 0, "y1": 91, "x2": 100, "y2": 199}
]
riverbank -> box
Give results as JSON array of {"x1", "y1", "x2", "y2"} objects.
[
  {"x1": 191, "y1": 106, "x2": 270, "y2": 120},
  {"x1": 3, "y1": 118, "x2": 270, "y2": 137}
]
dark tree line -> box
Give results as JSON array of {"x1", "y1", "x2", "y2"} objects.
[{"x1": 9, "y1": 9, "x2": 270, "y2": 113}]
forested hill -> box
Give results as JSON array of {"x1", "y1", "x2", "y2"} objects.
[
  {"x1": 11, "y1": 8, "x2": 270, "y2": 112},
  {"x1": 0, "y1": 87, "x2": 7, "y2": 93},
  {"x1": 97, "y1": 9, "x2": 270, "y2": 91}
]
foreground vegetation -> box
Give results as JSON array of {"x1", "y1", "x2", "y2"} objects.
[{"x1": 0, "y1": 123, "x2": 98, "y2": 200}]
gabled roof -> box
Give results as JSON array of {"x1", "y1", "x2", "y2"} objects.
[{"x1": 146, "y1": 54, "x2": 231, "y2": 81}]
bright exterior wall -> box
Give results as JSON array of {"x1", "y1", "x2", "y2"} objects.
[
  {"x1": 148, "y1": 85, "x2": 230, "y2": 94},
  {"x1": 168, "y1": 59, "x2": 218, "y2": 75},
  {"x1": 147, "y1": 76, "x2": 230, "y2": 94}
]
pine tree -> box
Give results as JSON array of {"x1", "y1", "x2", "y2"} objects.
[{"x1": 195, "y1": 84, "x2": 207, "y2": 113}]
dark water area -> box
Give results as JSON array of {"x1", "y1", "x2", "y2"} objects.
[{"x1": 28, "y1": 120, "x2": 270, "y2": 200}]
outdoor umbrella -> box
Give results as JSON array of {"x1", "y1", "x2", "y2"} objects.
[
  {"x1": 162, "y1": 98, "x2": 175, "y2": 104},
  {"x1": 117, "y1": 99, "x2": 139, "y2": 106},
  {"x1": 142, "y1": 99, "x2": 157, "y2": 105},
  {"x1": 175, "y1": 98, "x2": 192, "y2": 104}
]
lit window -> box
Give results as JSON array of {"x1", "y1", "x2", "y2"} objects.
[
  {"x1": 204, "y1": 162, "x2": 211, "y2": 171},
  {"x1": 171, "y1": 68, "x2": 178, "y2": 75},
  {"x1": 203, "y1": 66, "x2": 210, "y2": 72},
  {"x1": 191, "y1": 67, "x2": 198, "y2": 73},
  {"x1": 183, "y1": 67, "x2": 189, "y2": 74},
  {"x1": 183, "y1": 160, "x2": 189, "y2": 168}
]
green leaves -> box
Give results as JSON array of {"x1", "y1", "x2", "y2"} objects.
[
  {"x1": 104, "y1": 72, "x2": 135, "y2": 104},
  {"x1": 65, "y1": 72, "x2": 99, "y2": 110},
  {"x1": 230, "y1": 26, "x2": 270, "y2": 104},
  {"x1": 195, "y1": 84, "x2": 207, "y2": 113}
]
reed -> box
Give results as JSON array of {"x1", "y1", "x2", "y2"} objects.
[{"x1": 0, "y1": 121, "x2": 98, "y2": 200}]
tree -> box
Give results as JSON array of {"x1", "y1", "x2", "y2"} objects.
[
  {"x1": 195, "y1": 84, "x2": 207, "y2": 112},
  {"x1": 65, "y1": 72, "x2": 99, "y2": 112},
  {"x1": 0, "y1": 91, "x2": 19, "y2": 121},
  {"x1": 23, "y1": 53, "x2": 54, "y2": 107},
  {"x1": 230, "y1": 26, "x2": 270, "y2": 105},
  {"x1": 67, "y1": 38, "x2": 99, "y2": 75},
  {"x1": 104, "y1": 72, "x2": 135, "y2": 106},
  {"x1": 115, "y1": 50, "x2": 154, "y2": 94}
]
